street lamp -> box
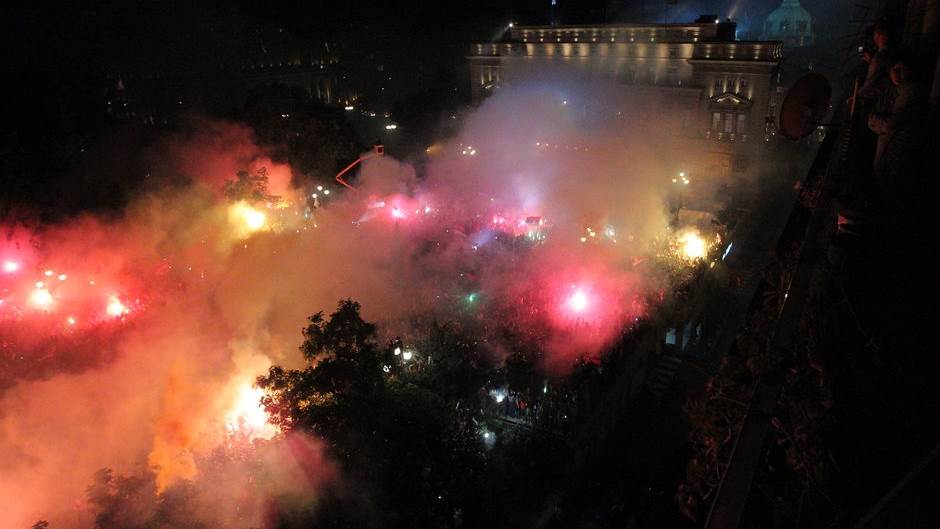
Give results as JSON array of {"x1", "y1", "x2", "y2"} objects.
[{"x1": 672, "y1": 171, "x2": 690, "y2": 222}]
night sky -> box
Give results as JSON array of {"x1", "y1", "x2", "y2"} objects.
[{"x1": 7, "y1": 0, "x2": 852, "y2": 87}]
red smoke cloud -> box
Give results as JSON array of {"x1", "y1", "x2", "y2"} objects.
[{"x1": 2, "y1": 77, "x2": 696, "y2": 528}]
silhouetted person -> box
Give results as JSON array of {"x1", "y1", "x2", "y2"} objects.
[
  {"x1": 857, "y1": 23, "x2": 895, "y2": 103},
  {"x1": 868, "y1": 61, "x2": 926, "y2": 173}
]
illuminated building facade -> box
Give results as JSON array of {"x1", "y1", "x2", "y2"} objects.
[{"x1": 469, "y1": 20, "x2": 784, "y2": 184}]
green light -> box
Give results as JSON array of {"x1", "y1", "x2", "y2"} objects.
[{"x1": 466, "y1": 293, "x2": 477, "y2": 303}]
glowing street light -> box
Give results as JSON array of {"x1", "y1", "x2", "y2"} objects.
[
  {"x1": 402, "y1": 350, "x2": 413, "y2": 361},
  {"x1": 671, "y1": 171, "x2": 690, "y2": 219}
]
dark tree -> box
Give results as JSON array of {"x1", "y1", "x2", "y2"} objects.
[
  {"x1": 223, "y1": 166, "x2": 279, "y2": 203},
  {"x1": 258, "y1": 300, "x2": 488, "y2": 527}
]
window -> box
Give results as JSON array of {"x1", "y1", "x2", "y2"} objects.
[
  {"x1": 737, "y1": 113, "x2": 748, "y2": 133},
  {"x1": 739, "y1": 77, "x2": 749, "y2": 94},
  {"x1": 724, "y1": 113, "x2": 734, "y2": 133},
  {"x1": 714, "y1": 77, "x2": 723, "y2": 93},
  {"x1": 668, "y1": 46, "x2": 678, "y2": 59},
  {"x1": 711, "y1": 112, "x2": 721, "y2": 130}
]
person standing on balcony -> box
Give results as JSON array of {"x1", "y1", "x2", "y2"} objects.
[
  {"x1": 857, "y1": 22, "x2": 896, "y2": 103},
  {"x1": 867, "y1": 60, "x2": 927, "y2": 205}
]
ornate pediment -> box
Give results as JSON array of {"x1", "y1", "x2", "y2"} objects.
[{"x1": 708, "y1": 92, "x2": 753, "y2": 107}]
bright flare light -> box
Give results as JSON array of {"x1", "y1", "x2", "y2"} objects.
[
  {"x1": 229, "y1": 202, "x2": 267, "y2": 234},
  {"x1": 30, "y1": 288, "x2": 54, "y2": 310},
  {"x1": 567, "y1": 290, "x2": 589, "y2": 312},
  {"x1": 681, "y1": 232, "x2": 707, "y2": 260},
  {"x1": 2, "y1": 260, "x2": 18, "y2": 273},
  {"x1": 106, "y1": 295, "x2": 128, "y2": 317},
  {"x1": 225, "y1": 385, "x2": 276, "y2": 439},
  {"x1": 242, "y1": 209, "x2": 266, "y2": 231}
]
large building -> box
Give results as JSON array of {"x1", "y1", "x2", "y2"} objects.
[
  {"x1": 468, "y1": 18, "x2": 784, "y2": 186},
  {"x1": 761, "y1": 0, "x2": 815, "y2": 48}
]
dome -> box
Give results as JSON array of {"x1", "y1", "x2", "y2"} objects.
[{"x1": 762, "y1": 0, "x2": 815, "y2": 47}]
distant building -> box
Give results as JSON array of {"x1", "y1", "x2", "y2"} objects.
[
  {"x1": 761, "y1": 0, "x2": 815, "y2": 48},
  {"x1": 468, "y1": 19, "x2": 783, "y2": 186},
  {"x1": 240, "y1": 32, "x2": 353, "y2": 106}
]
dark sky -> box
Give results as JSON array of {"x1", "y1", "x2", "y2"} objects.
[{"x1": 8, "y1": 0, "x2": 853, "y2": 76}]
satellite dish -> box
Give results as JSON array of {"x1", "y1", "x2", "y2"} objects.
[{"x1": 778, "y1": 72, "x2": 832, "y2": 141}]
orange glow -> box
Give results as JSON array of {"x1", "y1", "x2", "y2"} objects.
[
  {"x1": 228, "y1": 202, "x2": 268, "y2": 237},
  {"x1": 225, "y1": 384, "x2": 276, "y2": 440}
]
